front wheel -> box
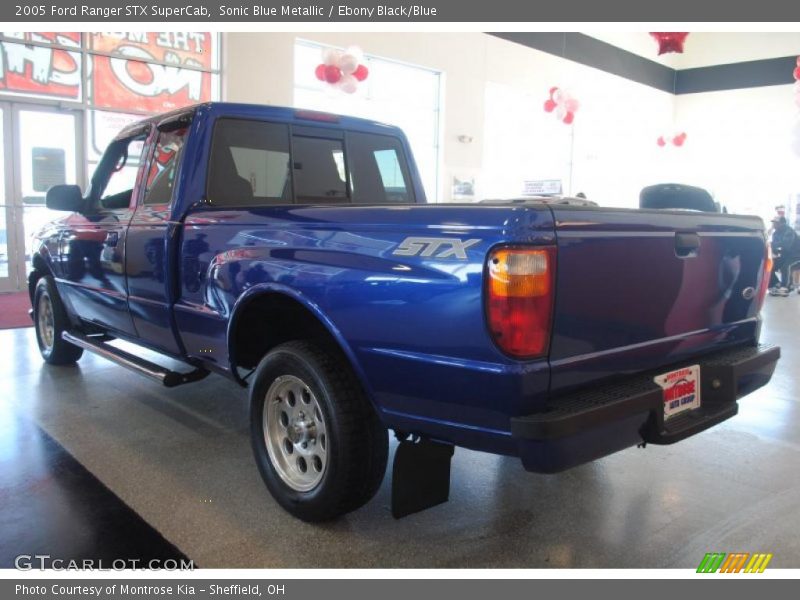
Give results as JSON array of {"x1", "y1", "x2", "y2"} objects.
[
  {"x1": 250, "y1": 340, "x2": 388, "y2": 521},
  {"x1": 33, "y1": 276, "x2": 83, "y2": 365}
]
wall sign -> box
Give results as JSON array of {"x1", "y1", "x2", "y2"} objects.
[
  {"x1": 0, "y1": 32, "x2": 82, "y2": 100},
  {"x1": 90, "y1": 32, "x2": 215, "y2": 112},
  {"x1": 522, "y1": 179, "x2": 562, "y2": 196}
]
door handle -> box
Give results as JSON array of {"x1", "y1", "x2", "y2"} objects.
[
  {"x1": 675, "y1": 232, "x2": 700, "y2": 258},
  {"x1": 105, "y1": 231, "x2": 119, "y2": 247}
]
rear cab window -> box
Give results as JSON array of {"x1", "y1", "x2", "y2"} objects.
[
  {"x1": 347, "y1": 132, "x2": 414, "y2": 204},
  {"x1": 206, "y1": 116, "x2": 416, "y2": 207}
]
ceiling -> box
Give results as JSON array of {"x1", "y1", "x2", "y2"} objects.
[{"x1": 584, "y1": 32, "x2": 800, "y2": 69}]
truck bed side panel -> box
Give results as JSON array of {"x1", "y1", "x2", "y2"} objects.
[{"x1": 174, "y1": 205, "x2": 555, "y2": 451}]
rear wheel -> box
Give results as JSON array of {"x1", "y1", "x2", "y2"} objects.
[
  {"x1": 250, "y1": 340, "x2": 388, "y2": 521},
  {"x1": 34, "y1": 276, "x2": 83, "y2": 365}
]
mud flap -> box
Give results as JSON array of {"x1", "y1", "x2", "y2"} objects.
[{"x1": 391, "y1": 439, "x2": 455, "y2": 519}]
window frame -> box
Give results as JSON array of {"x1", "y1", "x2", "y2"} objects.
[{"x1": 88, "y1": 126, "x2": 151, "y2": 214}]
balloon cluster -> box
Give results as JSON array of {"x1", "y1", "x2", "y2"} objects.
[
  {"x1": 656, "y1": 132, "x2": 688, "y2": 147},
  {"x1": 314, "y1": 46, "x2": 369, "y2": 94},
  {"x1": 543, "y1": 87, "x2": 579, "y2": 125},
  {"x1": 792, "y1": 57, "x2": 800, "y2": 157}
]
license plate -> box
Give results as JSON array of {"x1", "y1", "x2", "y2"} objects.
[{"x1": 654, "y1": 365, "x2": 701, "y2": 420}]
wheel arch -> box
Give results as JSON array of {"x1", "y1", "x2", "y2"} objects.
[
  {"x1": 28, "y1": 253, "x2": 53, "y2": 303},
  {"x1": 226, "y1": 284, "x2": 377, "y2": 408}
]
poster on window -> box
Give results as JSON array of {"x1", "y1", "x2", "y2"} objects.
[
  {"x1": 0, "y1": 32, "x2": 82, "y2": 100},
  {"x1": 89, "y1": 32, "x2": 216, "y2": 113}
]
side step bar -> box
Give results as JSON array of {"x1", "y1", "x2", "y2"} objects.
[{"x1": 62, "y1": 331, "x2": 209, "y2": 388}]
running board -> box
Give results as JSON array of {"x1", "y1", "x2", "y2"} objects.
[{"x1": 62, "y1": 331, "x2": 209, "y2": 388}]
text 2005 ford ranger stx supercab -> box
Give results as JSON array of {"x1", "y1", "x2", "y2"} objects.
[{"x1": 31, "y1": 102, "x2": 779, "y2": 521}]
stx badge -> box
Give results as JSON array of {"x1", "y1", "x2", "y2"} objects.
[{"x1": 393, "y1": 237, "x2": 480, "y2": 259}]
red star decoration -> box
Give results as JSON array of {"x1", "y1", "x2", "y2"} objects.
[{"x1": 650, "y1": 32, "x2": 689, "y2": 55}]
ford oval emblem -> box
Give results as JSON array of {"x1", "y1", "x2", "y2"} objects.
[{"x1": 742, "y1": 287, "x2": 756, "y2": 300}]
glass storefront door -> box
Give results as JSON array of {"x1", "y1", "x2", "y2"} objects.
[{"x1": 0, "y1": 102, "x2": 82, "y2": 292}]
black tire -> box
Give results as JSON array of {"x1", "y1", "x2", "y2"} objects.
[
  {"x1": 33, "y1": 276, "x2": 83, "y2": 365},
  {"x1": 250, "y1": 340, "x2": 388, "y2": 521}
]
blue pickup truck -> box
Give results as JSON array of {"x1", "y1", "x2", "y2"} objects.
[{"x1": 31, "y1": 102, "x2": 780, "y2": 521}]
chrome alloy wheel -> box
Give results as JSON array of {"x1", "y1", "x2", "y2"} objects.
[
  {"x1": 263, "y1": 375, "x2": 328, "y2": 492},
  {"x1": 37, "y1": 292, "x2": 55, "y2": 351}
]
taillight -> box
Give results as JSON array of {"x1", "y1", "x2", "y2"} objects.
[
  {"x1": 485, "y1": 246, "x2": 556, "y2": 358},
  {"x1": 755, "y1": 241, "x2": 773, "y2": 312}
]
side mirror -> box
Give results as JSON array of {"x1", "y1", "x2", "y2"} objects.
[{"x1": 46, "y1": 184, "x2": 84, "y2": 212}]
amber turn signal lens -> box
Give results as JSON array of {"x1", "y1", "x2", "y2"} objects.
[{"x1": 485, "y1": 247, "x2": 556, "y2": 358}]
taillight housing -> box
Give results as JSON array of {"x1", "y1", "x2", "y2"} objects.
[
  {"x1": 485, "y1": 246, "x2": 556, "y2": 359},
  {"x1": 755, "y1": 241, "x2": 773, "y2": 312}
]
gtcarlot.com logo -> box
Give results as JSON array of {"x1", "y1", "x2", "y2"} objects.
[
  {"x1": 14, "y1": 555, "x2": 194, "y2": 571},
  {"x1": 697, "y1": 552, "x2": 773, "y2": 573}
]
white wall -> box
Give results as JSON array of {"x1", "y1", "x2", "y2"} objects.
[{"x1": 674, "y1": 84, "x2": 799, "y2": 222}]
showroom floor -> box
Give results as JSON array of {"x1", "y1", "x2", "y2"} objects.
[{"x1": 1, "y1": 298, "x2": 798, "y2": 569}]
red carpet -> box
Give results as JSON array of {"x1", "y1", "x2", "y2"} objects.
[{"x1": 0, "y1": 291, "x2": 33, "y2": 329}]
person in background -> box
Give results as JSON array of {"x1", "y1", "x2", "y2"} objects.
[{"x1": 769, "y1": 216, "x2": 800, "y2": 296}]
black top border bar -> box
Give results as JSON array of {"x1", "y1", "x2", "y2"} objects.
[{"x1": 4, "y1": 0, "x2": 800, "y2": 22}]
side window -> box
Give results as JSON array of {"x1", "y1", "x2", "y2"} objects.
[
  {"x1": 347, "y1": 132, "x2": 414, "y2": 204},
  {"x1": 291, "y1": 136, "x2": 348, "y2": 204},
  {"x1": 142, "y1": 128, "x2": 187, "y2": 206},
  {"x1": 95, "y1": 134, "x2": 146, "y2": 210},
  {"x1": 207, "y1": 119, "x2": 291, "y2": 206}
]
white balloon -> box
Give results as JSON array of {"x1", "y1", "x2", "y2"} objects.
[
  {"x1": 552, "y1": 89, "x2": 564, "y2": 103},
  {"x1": 338, "y1": 74, "x2": 358, "y2": 94},
  {"x1": 339, "y1": 54, "x2": 359, "y2": 75},
  {"x1": 322, "y1": 47, "x2": 343, "y2": 66},
  {"x1": 345, "y1": 45, "x2": 364, "y2": 64},
  {"x1": 555, "y1": 105, "x2": 567, "y2": 120},
  {"x1": 564, "y1": 97, "x2": 580, "y2": 113}
]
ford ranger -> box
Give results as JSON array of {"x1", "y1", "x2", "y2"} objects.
[{"x1": 30, "y1": 102, "x2": 780, "y2": 521}]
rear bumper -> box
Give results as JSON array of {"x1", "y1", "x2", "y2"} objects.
[{"x1": 511, "y1": 343, "x2": 780, "y2": 473}]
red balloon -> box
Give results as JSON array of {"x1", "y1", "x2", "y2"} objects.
[
  {"x1": 353, "y1": 64, "x2": 369, "y2": 81},
  {"x1": 563, "y1": 111, "x2": 575, "y2": 125},
  {"x1": 672, "y1": 132, "x2": 687, "y2": 147},
  {"x1": 794, "y1": 66, "x2": 800, "y2": 80},
  {"x1": 315, "y1": 64, "x2": 327, "y2": 81},
  {"x1": 543, "y1": 99, "x2": 557, "y2": 112},
  {"x1": 324, "y1": 65, "x2": 342, "y2": 84},
  {"x1": 657, "y1": 136, "x2": 666, "y2": 147},
  {"x1": 650, "y1": 32, "x2": 689, "y2": 55},
  {"x1": 549, "y1": 86, "x2": 559, "y2": 98}
]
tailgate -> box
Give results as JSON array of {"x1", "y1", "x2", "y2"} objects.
[{"x1": 548, "y1": 207, "x2": 768, "y2": 394}]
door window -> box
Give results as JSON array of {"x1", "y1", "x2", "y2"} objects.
[
  {"x1": 92, "y1": 133, "x2": 146, "y2": 210},
  {"x1": 143, "y1": 128, "x2": 187, "y2": 206},
  {"x1": 206, "y1": 118, "x2": 291, "y2": 206}
]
